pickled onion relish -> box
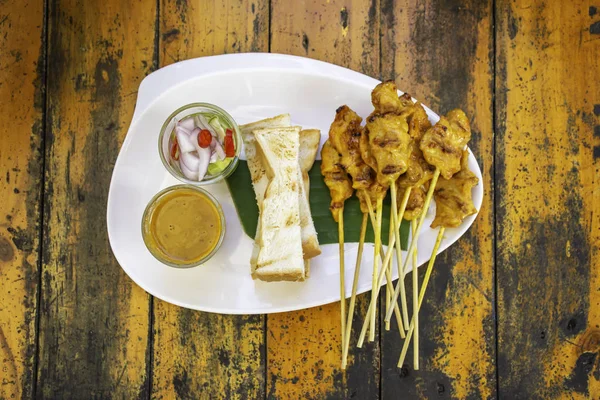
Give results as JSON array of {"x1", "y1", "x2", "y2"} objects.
[{"x1": 168, "y1": 113, "x2": 237, "y2": 181}]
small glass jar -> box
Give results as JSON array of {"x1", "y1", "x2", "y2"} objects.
[
  {"x1": 159, "y1": 103, "x2": 241, "y2": 185},
  {"x1": 142, "y1": 185, "x2": 226, "y2": 268}
]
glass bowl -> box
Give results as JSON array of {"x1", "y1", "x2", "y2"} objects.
[
  {"x1": 141, "y1": 185, "x2": 226, "y2": 268},
  {"x1": 158, "y1": 103, "x2": 241, "y2": 185}
]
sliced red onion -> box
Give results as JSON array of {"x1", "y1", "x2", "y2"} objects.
[
  {"x1": 176, "y1": 131, "x2": 195, "y2": 154},
  {"x1": 181, "y1": 151, "x2": 200, "y2": 171},
  {"x1": 179, "y1": 158, "x2": 198, "y2": 180},
  {"x1": 210, "y1": 151, "x2": 218, "y2": 163},
  {"x1": 178, "y1": 117, "x2": 195, "y2": 131},
  {"x1": 175, "y1": 125, "x2": 191, "y2": 137},
  {"x1": 197, "y1": 146, "x2": 211, "y2": 181},
  {"x1": 195, "y1": 114, "x2": 217, "y2": 137},
  {"x1": 212, "y1": 138, "x2": 226, "y2": 160},
  {"x1": 189, "y1": 128, "x2": 201, "y2": 149}
]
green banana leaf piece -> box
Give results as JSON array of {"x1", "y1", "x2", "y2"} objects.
[{"x1": 226, "y1": 161, "x2": 409, "y2": 249}]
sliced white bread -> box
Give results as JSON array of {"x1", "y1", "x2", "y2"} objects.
[
  {"x1": 240, "y1": 115, "x2": 292, "y2": 274},
  {"x1": 241, "y1": 117, "x2": 321, "y2": 277},
  {"x1": 297, "y1": 129, "x2": 321, "y2": 278},
  {"x1": 253, "y1": 127, "x2": 305, "y2": 281}
]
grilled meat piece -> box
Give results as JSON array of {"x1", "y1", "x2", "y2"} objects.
[
  {"x1": 364, "y1": 112, "x2": 411, "y2": 185},
  {"x1": 321, "y1": 140, "x2": 353, "y2": 222},
  {"x1": 328, "y1": 105, "x2": 374, "y2": 191},
  {"x1": 401, "y1": 185, "x2": 426, "y2": 221},
  {"x1": 431, "y1": 150, "x2": 478, "y2": 228},
  {"x1": 420, "y1": 109, "x2": 471, "y2": 179}
]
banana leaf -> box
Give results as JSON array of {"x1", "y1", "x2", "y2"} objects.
[{"x1": 226, "y1": 161, "x2": 409, "y2": 249}]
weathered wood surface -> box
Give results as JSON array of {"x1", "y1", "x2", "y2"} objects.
[
  {"x1": 150, "y1": 1, "x2": 268, "y2": 399},
  {"x1": 380, "y1": 1, "x2": 497, "y2": 399},
  {"x1": 495, "y1": 0, "x2": 600, "y2": 398},
  {"x1": 268, "y1": 1, "x2": 380, "y2": 398},
  {"x1": 0, "y1": 1, "x2": 45, "y2": 399},
  {"x1": 36, "y1": 0, "x2": 156, "y2": 398},
  {"x1": 1, "y1": 0, "x2": 599, "y2": 399}
]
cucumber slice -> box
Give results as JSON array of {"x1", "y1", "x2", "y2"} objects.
[
  {"x1": 207, "y1": 157, "x2": 233, "y2": 176},
  {"x1": 208, "y1": 116, "x2": 226, "y2": 143}
]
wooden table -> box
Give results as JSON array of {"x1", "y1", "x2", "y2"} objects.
[{"x1": 1, "y1": 0, "x2": 598, "y2": 398}]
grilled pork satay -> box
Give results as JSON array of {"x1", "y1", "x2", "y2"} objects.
[
  {"x1": 320, "y1": 139, "x2": 353, "y2": 362},
  {"x1": 328, "y1": 105, "x2": 406, "y2": 366},
  {"x1": 397, "y1": 149, "x2": 478, "y2": 370},
  {"x1": 359, "y1": 81, "x2": 415, "y2": 338},
  {"x1": 386, "y1": 108, "x2": 472, "y2": 328}
]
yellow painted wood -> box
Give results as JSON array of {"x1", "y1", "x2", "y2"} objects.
[
  {"x1": 381, "y1": 1, "x2": 496, "y2": 398},
  {"x1": 37, "y1": 0, "x2": 155, "y2": 397},
  {"x1": 0, "y1": 1, "x2": 44, "y2": 398},
  {"x1": 151, "y1": 1, "x2": 268, "y2": 398},
  {"x1": 496, "y1": 0, "x2": 600, "y2": 397},
  {"x1": 268, "y1": 1, "x2": 380, "y2": 398}
]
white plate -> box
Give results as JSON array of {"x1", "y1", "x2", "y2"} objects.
[{"x1": 107, "y1": 53, "x2": 483, "y2": 314}]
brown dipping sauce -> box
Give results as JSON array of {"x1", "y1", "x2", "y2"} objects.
[{"x1": 143, "y1": 186, "x2": 223, "y2": 267}]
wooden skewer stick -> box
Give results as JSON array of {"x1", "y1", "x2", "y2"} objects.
[
  {"x1": 341, "y1": 212, "x2": 368, "y2": 370},
  {"x1": 411, "y1": 219, "x2": 419, "y2": 370},
  {"x1": 385, "y1": 207, "x2": 394, "y2": 331},
  {"x1": 398, "y1": 227, "x2": 445, "y2": 368},
  {"x1": 365, "y1": 195, "x2": 406, "y2": 338},
  {"x1": 385, "y1": 169, "x2": 440, "y2": 323},
  {"x1": 338, "y1": 209, "x2": 346, "y2": 360},
  {"x1": 356, "y1": 236, "x2": 397, "y2": 347},
  {"x1": 390, "y1": 182, "x2": 410, "y2": 328},
  {"x1": 369, "y1": 198, "x2": 383, "y2": 342}
]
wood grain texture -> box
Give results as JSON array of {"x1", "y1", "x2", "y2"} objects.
[
  {"x1": 380, "y1": 1, "x2": 496, "y2": 399},
  {"x1": 496, "y1": 0, "x2": 600, "y2": 398},
  {"x1": 0, "y1": 1, "x2": 45, "y2": 398},
  {"x1": 151, "y1": 1, "x2": 268, "y2": 399},
  {"x1": 37, "y1": 0, "x2": 156, "y2": 397},
  {"x1": 269, "y1": 1, "x2": 381, "y2": 398}
]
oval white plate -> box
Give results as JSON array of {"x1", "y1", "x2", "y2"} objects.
[{"x1": 107, "y1": 53, "x2": 483, "y2": 314}]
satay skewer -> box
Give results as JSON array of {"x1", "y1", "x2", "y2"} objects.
[
  {"x1": 399, "y1": 148, "x2": 479, "y2": 368},
  {"x1": 320, "y1": 140, "x2": 353, "y2": 368}
]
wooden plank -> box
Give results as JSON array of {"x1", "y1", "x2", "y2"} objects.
[
  {"x1": 150, "y1": 1, "x2": 269, "y2": 398},
  {"x1": 36, "y1": 0, "x2": 156, "y2": 397},
  {"x1": 268, "y1": 1, "x2": 381, "y2": 398},
  {"x1": 380, "y1": 1, "x2": 496, "y2": 398},
  {"x1": 0, "y1": 1, "x2": 45, "y2": 398},
  {"x1": 496, "y1": 0, "x2": 600, "y2": 397}
]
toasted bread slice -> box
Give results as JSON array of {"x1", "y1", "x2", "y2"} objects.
[
  {"x1": 240, "y1": 115, "x2": 292, "y2": 274},
  {"x1": 298, "y1": 129, "x2": 321, "y2": 279},
  {"x1": 241, "y1": 117, "x2": 321, "y2": 277},
  {"x1": 253, "y1": 127, "x2": 305, "y2": 281},
  {"x1": 297, "y1": 129, "x2": 321, "y2": 259},
  {"x1": 299, "y1": 129, "x2": 321, "y2": 172}
]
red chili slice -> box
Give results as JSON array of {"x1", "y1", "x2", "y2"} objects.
[
  {"x1": 170, "y1": 137, "x2": 179, "y2": 160},
  {"x1": 224, "y1": 129, "x2": 235, "y2": 157},
  {"x1": 198, "y1": 129, "x2": 212, "y2": 148}
]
